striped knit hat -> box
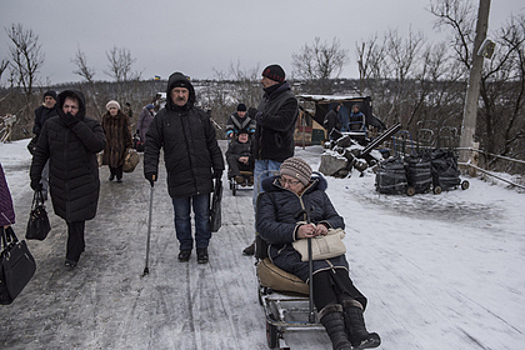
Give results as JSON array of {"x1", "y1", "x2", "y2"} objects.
[
  {"x1": 280, "y1": 157, "x2": 312, "y2": 186},
  {"x1": 262, "y1": 64, "x2": 285, "y2": 83}
]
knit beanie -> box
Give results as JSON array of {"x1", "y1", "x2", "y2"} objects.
[
  {"x1": 106, "y1": 100, "x2": 121, "y2": 111},
  {"x1": 146, "y1": 104, "x2": 155, "y2": 110},
  {"x1": 280, "y1": 157, "x2": 312, "y2": 186},
  {"x1": 262, "y1": 64, "x2": 285, "y2": 83},
  {"x1": 43, "y1": 90, "x2": 57, "y2": 101},
  {"x1": 237, "y1": 103, "x2": 247, "y2": 112}
]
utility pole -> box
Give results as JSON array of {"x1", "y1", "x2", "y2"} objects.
[{"x1": 459, "y1": 0, "x2": 491, "y2": 167}]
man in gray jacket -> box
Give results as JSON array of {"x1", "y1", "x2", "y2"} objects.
[{"x1": 144, "y1": 72, "x2": 224, "y2": 264}]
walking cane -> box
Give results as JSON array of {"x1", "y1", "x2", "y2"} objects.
[{"x1": 142, "y1": 179, "x2": 155, "y2": 276}]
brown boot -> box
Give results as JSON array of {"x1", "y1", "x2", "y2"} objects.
[
  {"x1": 235, "y1": 175, "x2": 245, "y2": 185},
  {"x1": 319, "y1": 304, "x2": 353, "y2": 350}
]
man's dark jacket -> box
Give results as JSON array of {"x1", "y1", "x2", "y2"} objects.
[
  {"x1": 33, "y1": 105, "x2": 58, "y2": 135},
  {"x1": 30, "y1": 90, "x2": 106, "y2": 222},
  {"x1": 252, "y1": 82, "x2": 298, "y2": 162},
  {"x1": 144, "y1": 72, "x2": 224, "y2": 198}
]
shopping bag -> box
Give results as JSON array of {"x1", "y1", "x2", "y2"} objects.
[
  {"x1": 210, "y1": 179, "x2": 222, "y2": 232},
  {"x1": 0, "y1": 226, "x2": 37, "y2": 305},
  {"x1": 26, "y1": 191, "x2": 51, "y2": 241},
  {"x1": 123, "y1": 148, "x2": 140, "y2": 173}
]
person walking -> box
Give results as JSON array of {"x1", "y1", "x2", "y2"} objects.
[
  {"x1": 257, "y1": 157, "x2": 381, "y2": 350},
  {"x1": 225, "y1": 103, "x2": 256, "y2": 139},
  {"x1": 137, "y1": 104, "x2": 155, "y2": 144},
  {"x1": 323, "y1": 104, "x2": 342, "y2": 140},
  {"x1": 0, "y1": 163, "x2": 15, "y2": 230},
  {"x1": 29, "y1": 90, "x2": 59, "y2": 199},
  {"x1": 29, "y1": 90, "x2": 106, "y2": 268},
  {"x1": 243, "y1": 64, "x2": 299, "y2": 256},
  {"x1": 101, "y1": 100, "x2": 133, "y2": 183},
  {"x1": 143, "y1": 72, "x2": 224, "y2": 264}
]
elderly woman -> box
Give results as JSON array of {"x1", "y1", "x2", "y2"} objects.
[
  {"x1": 101, "y1": 100, "x2": 132, "y2": 183},
  {"x1": 257, "y1": 157, "x2": 380, "y2": 350}
]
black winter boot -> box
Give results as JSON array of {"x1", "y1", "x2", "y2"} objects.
[
  {"x1": 341, "y1": 299, "x2": 381, "y2": 349},
  {"x1": 319, "y1": 304, "x2": 353, "y2": 350}
]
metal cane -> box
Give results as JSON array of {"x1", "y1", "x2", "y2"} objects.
[{"x1": 143, "y1": 181, "x2": 155, "y2": 276}]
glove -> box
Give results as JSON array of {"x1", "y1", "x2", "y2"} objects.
[
  {"x1": 255, "y1": 111, "x2": 264, "y2": 123},
  {"x1": 145, "y1": 172, "x2": 157, "y2": 187},
  {"x1": 62, "y1": 112, "x2": 80, "y2": 128},
  {"x1": 30, "y1": 179, "x2": 42, "y2": 192},
  {"x1": 213, "y1": 170, "x2": 223, "y2": 179}
]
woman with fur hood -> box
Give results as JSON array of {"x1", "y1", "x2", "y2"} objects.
[{"x1": 101, "y1": 101, "x2": 132, "y2": 183}]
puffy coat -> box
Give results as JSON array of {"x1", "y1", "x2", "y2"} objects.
[
  {"x1": 30, "y1": 90, "x2": 106, "y2": 222},
  {"x1": 252, "y1": 82, "x2": 298, "y2": 162},
  {"x1": 225, "y1": 112, "x2": 256, "y2": 138},
  {"x1": 256, "y1": 174, "x2": 348, "y2": 282},
  {"x1": 101, "y1": 110, "x2": 132, "y2": 167},
  {"x1": 0, "y1": 163, "x2": 15, "y2": 226},
  {"x1": 144, "y1": 72, "x2": 224, "y2": 198}
]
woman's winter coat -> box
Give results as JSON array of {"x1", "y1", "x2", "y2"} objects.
[
  {"x1": 144, "y1": 72, "x2": 224, "y2": 198},
  {"x1": 0, "y1": 163, "x2": 15, "y2": 226},
  {"x1": 30, "y1": 90, "x2": 106, "y2": 222},
  {"x1": 138, "y1": 107, "x2": 154, "y2": 142},
  {"x1": 256, "y1": 174, "x2": 349, "y2": 282},
  {"x1": 101, "y1": 110, "x2": 132, "y2": 168}
]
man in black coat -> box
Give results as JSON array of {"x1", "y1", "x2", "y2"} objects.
[
  {"x1": 323, "y1": 104, "x2": 342, "y2": 140},
  {"x1": 30, "y1": 90, "x2": 106, "y2": 268},
  {"x1": 243, "y1": 64, "x2": 299, "y2": 255},
  {"x1": 144, "y1": 72, "x2": 224, "y2": 264}
]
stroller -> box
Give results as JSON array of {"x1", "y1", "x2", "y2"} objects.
[{"x1": 228, "y1": 169, "x2": 254, "y2": 196}]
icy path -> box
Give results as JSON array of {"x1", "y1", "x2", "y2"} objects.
[{"x1": 1, "y1": 140, "x2": 524, "y2": 349}]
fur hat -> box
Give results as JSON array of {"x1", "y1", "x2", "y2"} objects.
[
  {"x1": 43, "y1": 90, "x2": 57, "y2": 101},
  {"x1": 262, "y1": 64, "x2": 285, "y2": 83},
  {"x1": 237, "y1": 103, "x2": 247, "y2": 112},
  {"x1": 106, "y1": 100, "x2": 121, "y2": 111},
  {"x1": 280, "y1": 157, "x2": 312, "y2": 186}
]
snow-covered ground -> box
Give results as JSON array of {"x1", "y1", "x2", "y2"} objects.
[{"x1": 1, "y1": 139, "x2": 524, "y2": 350}]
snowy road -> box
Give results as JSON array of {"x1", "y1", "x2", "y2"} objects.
[{"x1": 1, "y1": 140, "x2": 524, "y2": 350}]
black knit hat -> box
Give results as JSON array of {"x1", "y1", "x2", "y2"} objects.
[
  {"x1": 43, "y1": 90, "x2": 57, "y2": 101},
  {"x1": 237, "y1": 103, "x2": 247, "y2": 112},
  {"x1": 262, "y1": 64, "x2": 285, "y2": 83}
]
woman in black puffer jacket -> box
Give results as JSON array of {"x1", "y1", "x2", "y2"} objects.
[
  {"x1": 257, "y1": 157, "x2": 380, "y2": 350},
  {"x1": 30, "y1": 90, "x2": 106, "y2": 268}
]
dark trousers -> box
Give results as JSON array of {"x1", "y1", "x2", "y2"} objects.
[
  {"x1": 312, "y1": 269, "x2": 368, "y2": 311},
  {"x1": 227, "y1": 156, "x2": 254, "y2": 177},
  {"x1": 109, "y1": 165, "x2": 123, "y2": 180},
  {"x1": 66, "y1": 221, "x2": 86, "y2": 262}
]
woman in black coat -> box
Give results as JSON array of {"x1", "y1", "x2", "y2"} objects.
[
  {"x1": 257, "y1": 157, "x2": 380, "y2": 350},
  {"x1": 30, "y1": 90, "x2": 106, "y2": 268}
]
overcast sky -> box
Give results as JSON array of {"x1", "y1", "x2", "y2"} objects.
[{"x1": 1, "y1": 0, "x2": 524, "y2": 86}]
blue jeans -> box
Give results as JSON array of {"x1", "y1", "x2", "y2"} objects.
[
  {"x1": 253, "y1": 159, "x2": 282, "y2": 210},
  {"x1": 172, "y1": 193, "x2": 211, "y2": 251}
]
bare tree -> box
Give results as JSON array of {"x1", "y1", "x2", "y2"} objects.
[
  {"x1": 104, "y1": 46, "x2": 142, "y2": 103},
  {"x1": 5, "y1": 23, "x2": 45, "y2": 122},
  {"x1": 72, "y1": 48, "x2": 102, "y2": 117},
  {"x1": 355, "y1": 34, "x2": 386, "y2": 94},
  {"x1": 0, "y1": 59, "x2": 9, "y2": 84},
  {"x1": 292, "y1": 37, "x2": 349, "y2": 94}
]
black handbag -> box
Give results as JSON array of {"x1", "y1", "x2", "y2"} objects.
[
  {"x1": 0, "y1": 226, "x2": 37, "y2": 305},
  {"x1": 210, "y1": 179, "x2": 222, "y2": 233},
  {"x1": 26, "y1": 191, "x2": 51, "y2": 241}
]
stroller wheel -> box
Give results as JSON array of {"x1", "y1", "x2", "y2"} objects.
[
  {"x1": 406, "y1": 187, "x2": 416, "y2": 196},
  {"x1": 266, "y1": 320, "x2": 278, "y2": 349},
  {"x1": 461, "y1": 180, "x2": 470, "y2": 190},
  {"x1": 433, "y1": 186, "x2": 442, "y2": 195}
]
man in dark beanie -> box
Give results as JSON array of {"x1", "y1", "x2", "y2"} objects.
[
  {"x1": 144, "y1": 71, "x2": 224, "y2": 264},
  {"x1": 225, "y1": 102, "x2": 256, "y2": 139},
  {"x1": 29, "y1": 90, "x2": 59, "y2": 198},
  {"x1": 242, "y1": 63, "x2": 299, "y2": 255}
]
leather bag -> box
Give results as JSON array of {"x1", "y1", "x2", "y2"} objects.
[
  {"x1": 0, "y1": 226, "x2": 37, "y2": 305},
  {"x1": 123, "y1": 148, "x2": 140, "y2": 173},
  {"x1": 26, "y1": 191, "x2": 51, "y2": 241},
  {"x1": 292, "y1": 228, "x2": 346, "y2": 262}
]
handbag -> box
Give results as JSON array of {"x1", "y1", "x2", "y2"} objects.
[
  {"x1": 26, "y1": 190, "x2": 51, "y2": 241},
  {"x1": 292, "y1": 228, "x2": 346, "y2": 262},
  {"x1": 0, "y1": 226, "x2": 37, "y2": 305},
  {"x1": 210, "y1": 179, "x2": 222, "y2": 232},
  {"x1": 123, "y1": 148, "x2": 140, "y2": 173}
]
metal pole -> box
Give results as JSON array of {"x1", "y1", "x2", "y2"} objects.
[
  {"x1": 143, "y1": 183, "x2": 155, "y2": 276},
  {"x1": 459, "y1": 0, "x2": 492, "y2": 166}
]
